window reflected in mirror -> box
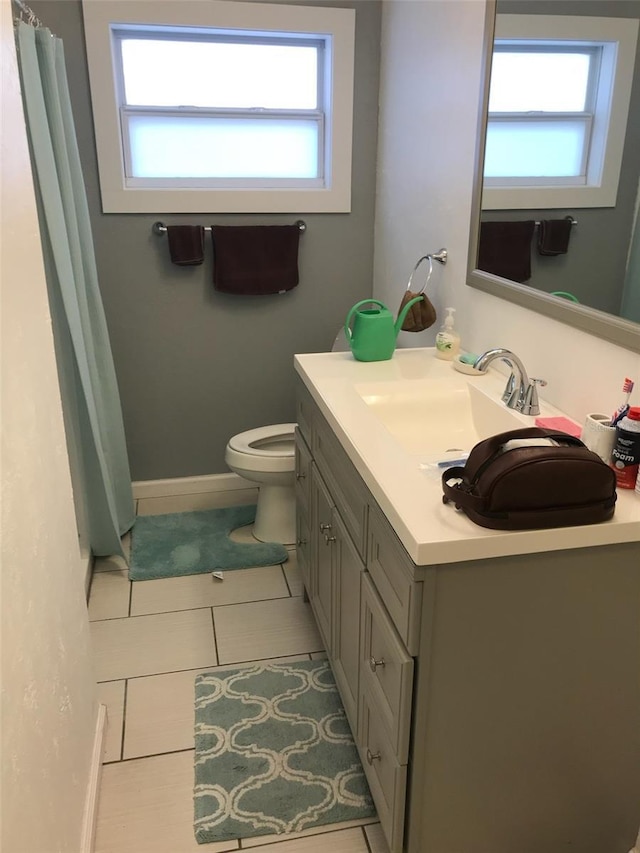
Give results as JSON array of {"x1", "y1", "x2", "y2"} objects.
[{"x1": 475, "y1": 6, "x2": 640, "y2": 325}]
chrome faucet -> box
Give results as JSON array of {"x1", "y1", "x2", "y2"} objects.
[{"x1": 472, "y1": 348, "x2": 547, "y2": 416}]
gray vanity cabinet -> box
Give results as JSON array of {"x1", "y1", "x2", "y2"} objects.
[{"x1": 295, "y1": 374, "x2": 640, "y2": 853}]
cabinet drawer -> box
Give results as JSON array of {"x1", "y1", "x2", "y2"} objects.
[
  {"x1": 359, "y1": 686, "x2": 407, "y2": 853},
  {"x1": 360, "y1": 574, "x2": 413, "y2": 763},
  {"x1": 368, "y1": 501, "x2": 422, "y2": 655},
  {"x1": 314, "y1": 413, "x2": 368, "y2": 559}
]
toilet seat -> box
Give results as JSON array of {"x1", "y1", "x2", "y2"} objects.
[
  {"x1": 225, "y1": 424, "x2": 295, "y2": 474},
  {"x1": 227, "y1": 423, "x2": 295, "y2": 456}
]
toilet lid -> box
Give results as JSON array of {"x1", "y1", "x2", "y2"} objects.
[{"x1": 228, "y1": 423, "x2": 296, "y2": 457}]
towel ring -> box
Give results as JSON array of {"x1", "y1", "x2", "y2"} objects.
[
  {"x1": 407, "y1": 255, "x2": 433, "y2": 295},
  {"x1": 406, "y1": 248, "x2": 448, "y2": 294}
]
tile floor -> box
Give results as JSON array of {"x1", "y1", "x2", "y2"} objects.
[{"x1": 90, "y1": 490, "x2": 389, "y2": 853}]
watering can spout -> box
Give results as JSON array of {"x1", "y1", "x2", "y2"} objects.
[{"x1": 394, "y1": 294, "x2": 424, "y2": 336}]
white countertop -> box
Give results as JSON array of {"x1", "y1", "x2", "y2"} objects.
[{"x1": 294, "y1": 348, "x2": 640, "y2": 566}]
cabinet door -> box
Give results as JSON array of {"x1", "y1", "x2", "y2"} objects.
[
  {"x1": 296, "y1": 502, "x2": 311, "y2": 597},
  {"x1": 332, "y1": 511, "x2": 364, "y2": 735},
  {"x1": 295, "y1": 433, "x2": 313, "y2": 595},
  {"x1": 295, "y1": 376, "x2": 315, "y2": 447},
  {"x1": 360, "y1": 574, "x2": 414, "y2": 763},
  {"x1": 294, "y1": 429, "x2": 312, "y2": 516},
  {"x1": 310, "y1": 466, "x2": 334, "y2": 656},
  {"x1": 359, "y1": 686, "x2": 407, "y2": 853}
]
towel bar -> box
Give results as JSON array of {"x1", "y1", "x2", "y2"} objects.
[{"x1": 153, "y1": 220, "x2": 306, "y2": 235}]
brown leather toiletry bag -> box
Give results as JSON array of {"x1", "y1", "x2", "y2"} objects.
[{"x1": 442, "y1": 427, "x2": 617, "y2": 530}]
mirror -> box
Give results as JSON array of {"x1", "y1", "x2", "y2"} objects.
[{"x1": 467, "y1": 0, "x2": 640, "y2": 353}]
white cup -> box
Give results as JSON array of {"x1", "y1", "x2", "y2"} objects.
[{"x1": 580, "y1": 413, "x2": 617, "y2": 463}]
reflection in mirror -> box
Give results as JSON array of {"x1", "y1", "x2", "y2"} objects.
[{"x1": 467, "y1": 0, "x2": 640, "y2": 353}]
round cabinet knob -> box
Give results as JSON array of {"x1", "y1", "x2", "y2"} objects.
[
  {"x1": 366, "y1": 749, "x2": 381, "y2": 765},
  {"x1": 324, "y1": 534, "x2": 336, "y2": 544},
  {"x1": 369, "y1": 656, "x2": 385, "y2": 672},
  {"x1": 319, "y1": 523, "x2": 332, "y2": 532}
]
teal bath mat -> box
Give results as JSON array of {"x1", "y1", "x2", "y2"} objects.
[
  {"x1": 129, "y1": 505, "x2": 288, "y2": 581},
  {"x1": 193, "y1": 659, "x2": 376, "y2": 844}
]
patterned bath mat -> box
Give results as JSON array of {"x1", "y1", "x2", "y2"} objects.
[
  {"x1": 129, "y1": 505, "x2": 287, "y2": 581},
  {"x1": 193, "y1": 659, "x2": 376, "y2": 844}
]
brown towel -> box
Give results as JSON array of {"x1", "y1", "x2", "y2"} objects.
[
  {"x1": 167, "y1": 225, "x2": 204, "y2": 265},
  {"x1": 397, "y1": 291, "x2": 437, "y2": 332},
  {"x1": 478, "y1": 220, "x2": 536, "y2": 282},
  {"x1": 537, "y1": 219, "x2": 572, "y2": 256},
  {"x1": 211, "y1": 225, "x2": 301, "y2": 295}
]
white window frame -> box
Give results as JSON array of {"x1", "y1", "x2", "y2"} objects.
[
  {"x1": 81, "y1": 0, "x2": 355, "y2": 213},
  {"x1": 482, "y1": 15, "x2": 639, "y2": 210}
]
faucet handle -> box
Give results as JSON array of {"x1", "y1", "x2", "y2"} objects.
[
  {"x1": 501, "y1": 372, "x2": 519, "y2": 407},
  {"x1": 520, "y1": 378, "x2": 547, "y2": 416}
]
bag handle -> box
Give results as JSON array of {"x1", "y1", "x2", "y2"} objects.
[
  {"x1": 465, "y1": 426, "x2": 585, "y2": 474},
  {"x1": 480, "y1": 426, "x2": 584, "y2": 454}
]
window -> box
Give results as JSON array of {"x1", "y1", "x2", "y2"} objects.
[
  {"x1": 117, "y1": 34, "x2": 324, "y2": 184},
  {"x1": 81, "y1": 1, "x2": 355, "y2": 213},
  {"x1": 486, "y1": 46, "x2": 598, "y2": 182},
  {"x1": 482, "y1": 15, "x2": 639, "y2": 210}
]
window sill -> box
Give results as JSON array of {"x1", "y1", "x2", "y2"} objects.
[
  {"x1": 482, "y1": 183, "x2": 620, "y2": 211},
  {"x1": 100, "y1": 185, "x2": 351, "y2": 214}
]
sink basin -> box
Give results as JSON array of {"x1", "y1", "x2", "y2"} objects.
[{"x1": 355, "y1": 376, "x2": 524, "y2": 455}]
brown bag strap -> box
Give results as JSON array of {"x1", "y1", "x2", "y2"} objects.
[{"x1": 441, "y1": 467, "x2": 487, "y2": 511}]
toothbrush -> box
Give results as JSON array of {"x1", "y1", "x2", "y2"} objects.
[{"x1": 611, "y1": 377, "x2": 634, "y2": 426}]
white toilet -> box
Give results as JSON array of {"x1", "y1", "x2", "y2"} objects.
[{"x1": 224, "y1": 423, "x2": 297, "y2": 545}]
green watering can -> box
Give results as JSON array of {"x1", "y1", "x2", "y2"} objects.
[{"x1": 344, "y1": 296, "x2": 424, "y2": 362}]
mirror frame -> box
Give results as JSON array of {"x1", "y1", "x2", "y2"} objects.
[{"x1": 466, "y1": 0, "x2": 640, "y2": 354}]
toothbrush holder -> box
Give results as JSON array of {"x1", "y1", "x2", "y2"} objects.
[{"x1": 580, "y1": 413, "x2": 617, "y2": 463}]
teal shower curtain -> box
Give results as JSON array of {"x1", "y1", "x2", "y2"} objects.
[{"x1": 17, "y1": 22, "x2": 135, "y2": 556}]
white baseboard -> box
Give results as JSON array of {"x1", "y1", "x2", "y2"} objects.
[
  {"x1": 132, "y1": 472, "x2": 251, "y2": 500},
  {"x1": 80, "y1": 702, "x2": 107, "y2": 853}
]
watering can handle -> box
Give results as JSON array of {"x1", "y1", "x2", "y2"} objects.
[{"x1": 344, "y1": 299, "x2": 388, "y2": 341}]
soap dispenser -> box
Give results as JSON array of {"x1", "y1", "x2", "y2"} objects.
[{"x1": 435, "y1": 307, "x2": 460, "y2": 360}]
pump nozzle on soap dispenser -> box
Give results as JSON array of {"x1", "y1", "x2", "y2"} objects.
[{"x1": 435, "y1": 307, "x2": 460, "y2": 361}]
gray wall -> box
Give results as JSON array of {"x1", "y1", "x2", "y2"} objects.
[
  {"x1": 482, "y1": 0, "x2": 640, "y2": 316},
  {"x1": 31, "y1": 0, "x2": 382, "y2": 481}
]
